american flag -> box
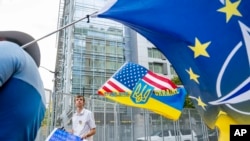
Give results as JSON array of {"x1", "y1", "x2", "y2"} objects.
[{"x1": 98, "y1": 62, "x2": 177, "y2": 95}]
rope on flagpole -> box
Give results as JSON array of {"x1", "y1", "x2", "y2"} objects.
[{"x1": 21, "y1": 11, "x2": 98, "y2": 49}]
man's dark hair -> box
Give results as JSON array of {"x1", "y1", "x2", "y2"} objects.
[{"x1": 75, "y1": 95, "x2": 85, "y2": 102}]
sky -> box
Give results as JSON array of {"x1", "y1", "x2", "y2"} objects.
[{"x1": 0, "y1": 0, "x2": 60, "y2": 90}]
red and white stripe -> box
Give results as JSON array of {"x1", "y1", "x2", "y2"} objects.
[
  {"x1": 98, "y1": 77, "x2": 131, "y2": 95},
  {"x1": 143, "y1": 71, "x2": 177, "y2": 90}
]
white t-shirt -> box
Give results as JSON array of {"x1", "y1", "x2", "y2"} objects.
[{"x1": 72, "y1": 108, "x2": 96, "y2": 141}]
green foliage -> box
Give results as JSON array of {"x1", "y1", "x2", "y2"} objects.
[
  {"x1": 171, "y1": 76, "x2": 194, "y2": 108},
  {"x1": 184, "y1": 97, "x2": 195, "y2": 108},
  {"x1": 171, "y1": 76, "x2": 182, "y2": 85},
  {"x1": 41, "y1": 109, "x2": 49, "y2": 126}
]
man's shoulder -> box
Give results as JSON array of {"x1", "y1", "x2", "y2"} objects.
[
  {"x1": 84, "y1": 108, "x2": 92, "y2": 113},
  {"x1": 73, "y1": 108, "x2": 92, "y2": 115}
]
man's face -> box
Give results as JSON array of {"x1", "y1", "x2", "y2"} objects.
[{"x1": 75, "y1": 97, "x2": 84, "y2": 108}]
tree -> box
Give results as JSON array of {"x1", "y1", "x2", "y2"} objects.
[
  {"x1": 41, "y1": 108, "x2": 49, "y2": 126},
  {"x1": 171, "y1": 76, "x2": 194, "y2": 108}
]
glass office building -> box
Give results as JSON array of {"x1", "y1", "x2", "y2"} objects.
[
  {"x1": 55, "y1": 0, "x2": 126, "y2": 96},
  {"x1": 54, "y1": 0, "x2": 176, "y2": 97},
  {"x1": 53, "y1": 0, "x2": 129, "y2": 127}
]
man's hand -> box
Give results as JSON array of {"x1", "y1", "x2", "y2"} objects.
[
  {"x1": 67, "y1": 129, "x2": 74, "y2": 134},
  {"x1": 81, "y1": 128, "x2": 96, "y2": 140},
  {"x1": 81, "y1": 133, "x2": 90, "y2": 139}
]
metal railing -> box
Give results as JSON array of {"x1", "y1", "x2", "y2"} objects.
[{"x1": 36, "y1": 93, "x2": 219, "y2": 141}]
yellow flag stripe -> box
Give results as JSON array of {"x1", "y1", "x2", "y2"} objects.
[{"x1": 105, "y1": 94, "x2": 181, "y2": 120}]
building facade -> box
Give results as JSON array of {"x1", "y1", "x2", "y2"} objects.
[
  {"x1": 53, "y1": 0, "x2": 128, "y2": 127},
  {"x1": 53, "y1": 0, "x2": 176, "y2": 126}
]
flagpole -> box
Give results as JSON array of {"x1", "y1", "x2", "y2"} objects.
[{"x1": 21, "y1": 11, "x2": 98, "y2": 49}]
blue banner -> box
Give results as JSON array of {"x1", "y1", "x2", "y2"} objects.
[{"x1": 46, "y1": 128, "x2": 82, "y2": 141}]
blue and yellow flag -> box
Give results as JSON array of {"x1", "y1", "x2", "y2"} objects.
[
  {"x1": 97, "y1": 0, "x2": 250, "y2": 140},
  {"x1": 98, "y1": 62, "x2": 187, "y2": 120}
]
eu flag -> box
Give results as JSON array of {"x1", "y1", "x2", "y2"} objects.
[
  {"x1": 98, "y1": 62, "x2": 187, "y2": 120},
  {"x1": 97, "y1": 0, "x2": 250, "y2": 140}
]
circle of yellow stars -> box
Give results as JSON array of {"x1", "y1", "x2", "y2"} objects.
[{"x1": 186, "y1": 0, "x2": 243, "y2": 110}]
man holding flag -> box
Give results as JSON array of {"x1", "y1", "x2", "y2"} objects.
[{"x1": 0, "y1": 31, "x2": 45, "y2": 141}]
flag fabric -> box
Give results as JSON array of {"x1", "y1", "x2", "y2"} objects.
[
  {"x1": 98, "y1": 62, "x2": 187, "y2": 120},
  {"x1": 97, "y1": 0, "x2": 250, "y2": 140},
  {"x1": 45, "y1": 128, "x2": 82, "y2": 141}
]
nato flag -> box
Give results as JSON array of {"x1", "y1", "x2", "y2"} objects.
[{"x1": 97, "y1": 1, "x2": 250, "y2": 140}]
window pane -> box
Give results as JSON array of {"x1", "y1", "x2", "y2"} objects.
[
  {"x1": 154, "y1": 63, "x2": 163, "y2": 74},
  {"x1": 148, "y1": 48, "x2": 153, "y2": 58},
  {"x1": 149, "y1": 63, "x2": 153, "y2": 70}
]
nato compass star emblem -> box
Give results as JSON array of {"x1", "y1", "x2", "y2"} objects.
[
  {"x1": 209, "y1": 21, "x2": 250, "y2": 115},
  {"x1": 188, "y1": 0, "x2": 250, "y2": 116}
]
